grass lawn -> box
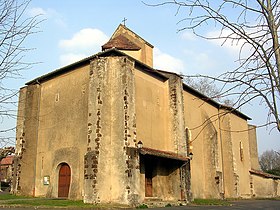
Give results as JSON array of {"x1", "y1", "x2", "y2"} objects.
[
  {"x1": 7, "y1": 194, "x2": 274, "y2": 208},
  {"x1": 0, "y1": 193, "x2": 28, "y2": 200},
  {"x1": 192, "y1": 198, "x2": 231, "y2": 206},
  {"x1": 0, "y1": 194, "x2": 99, "y2": 208}
]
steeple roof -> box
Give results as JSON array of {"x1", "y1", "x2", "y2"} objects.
[
  {"x1": 102, "y1": 35, "x2": 141, "y2": 51},
  {"x1": 111, "y1": 24, "x2": 153, "y2": 48}
]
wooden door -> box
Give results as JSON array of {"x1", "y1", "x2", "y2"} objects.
[
  {"x1": 58, "y1": 163, "x2": 71, "y2": 198},
  {"x1": 145, "y1": 163, "x2": 153, "y2": 197}
]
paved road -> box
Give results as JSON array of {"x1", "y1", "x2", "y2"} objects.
[
  {"x1": 155, "y1": 200, "x2": 280, "y2": 210},
  {"x1": 0, "y1": 200, "x2": 280, "y2": 210}
]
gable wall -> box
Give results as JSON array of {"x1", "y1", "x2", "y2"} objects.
[{"x1": 34, "y1": 65, "x2": 89, "y2": 199}]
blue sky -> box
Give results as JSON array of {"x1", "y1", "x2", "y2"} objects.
[{"x1": 4, "y1": 0, "x2": 279, "y2": 154}]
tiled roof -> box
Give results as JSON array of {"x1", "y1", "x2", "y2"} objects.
[
  {"x1": 0, "y1": 156, "x2": 14, "y2": 165},
  {"x1": 102, "y1": 35, "x2": 141, "y2": 51},
  {"x1": 139, "y1": 147, "x2": 189, "y2": 161},
  {"x1": 250, "y1": 169, "x2": 280, "y2": 179},
  {"x1": 112, "y1": 24, "x2": 154, "y2": 48}
]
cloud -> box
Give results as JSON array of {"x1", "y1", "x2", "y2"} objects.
[
  {"x1": 153, "y1": 48, "x2": 185, "y2": 73},
  {"x1": 181, "y1": 31, "x2": 197, "y2": 41},
  {"x1": 183, "y1": 49, "x2": 218, "y2": 75},
  {"x1": 27, "y1": 7, "x2": 67, "y2": 28},
  {"x1": 206, "y1": 29, "x2": 247, "y2": 55},
  {"x1": 59, "y1": 53, "x2": 87, "y2": 66},
  {"x1": 59, "y1": 28, "x2": 108, "y2": 51},
  {"x1": 28, "y1": 7, "x2": 47, "y2": 16},
  {"x1": 59, "y1": 28, "x2": 109, "y2": 66}
]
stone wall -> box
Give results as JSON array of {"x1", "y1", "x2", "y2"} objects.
[
  {"x1": 167, "y1": 75, "x2": 187, "y2": 155},
  {"x1": 251, "y1": 174, "x2": 280, "y2": 197},
  {"x1": 12, "y1": 84, "x2": 41, "y2": 196},
  {"x1": 84, "y1": 56, "x2": 139, "y2": 205}
]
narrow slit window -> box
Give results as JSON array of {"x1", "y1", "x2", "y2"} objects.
[{"x1": 239, "y1": 141, "x2": 244, "y2": 161}]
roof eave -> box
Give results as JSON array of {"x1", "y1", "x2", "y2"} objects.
[
  {"x1": 24, "y1": 48, "x2": 250, "y2": 121},
  {"x1": 25, "y1": 48, "x2": 167, "y2": 86},
  {"x1": 183, "y1": 83, "x2": 251, "y2": 120}
]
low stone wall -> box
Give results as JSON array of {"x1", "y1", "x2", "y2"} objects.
[{"x1": 250, "y1": 170, "x2": 280, "y2": 198}]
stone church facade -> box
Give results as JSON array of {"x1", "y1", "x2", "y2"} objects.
[{"x1": 11, "y1": 24, "x2": 280, "y2": 205}]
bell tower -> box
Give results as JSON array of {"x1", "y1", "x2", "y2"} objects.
[{"x1": 102, "y1": 24, "x2": 154, "y2": 67}]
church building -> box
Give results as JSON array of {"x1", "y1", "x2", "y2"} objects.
[{"x1": 12, "y1": 24, "x2": 280, "y2": 205}]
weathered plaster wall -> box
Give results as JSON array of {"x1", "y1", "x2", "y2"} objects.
[
  {"x1": 139, "y1": 156, "x2": 183, "y2": 201},
  {"x1": 219, "y1": 111, "x2": 252, "y2": 198},
  {"x1": 183, "y1": 89, "x2": 253, "y2": 199},
  {"x1": 248, "y1": 125, "x2": 261, "y2": 170},
  {"x1": 251, "y1": 175, "x2": 280, "y2": 197},
  {"x1": 119, "y1": 50, "x2": 142, "y2": 65},
  {"x1": 228, "y1": 113, "x2": 251, "y2": 198},
  {"x1": 84, "y1": 56, "x2": 139, "y2": 205},
  {"x1": 13, "y1": 85, "x2": 41, "y2": 196},
  {"x1": 219, "y1": 113, "x2": 236, "y2": 198},
  {"x1": 183, "y1": 90, "x2": 222, "y2": 199},
  {"x1": 153, "y1": 159, "x2": 182, "y2": 201},
  {"x1": 34, "y1": 65, "x2": 89, "y2": 199},
  {"x1": 134, "y1": 69, "x2": 171, "y2": 151}
]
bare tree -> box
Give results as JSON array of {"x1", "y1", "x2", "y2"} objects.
[
  {"x1": 0, "y1": 0, "x2": 40, "y2": 146},
  {"x1": 145, "y1": 0, "x2": 280, "y2": 131},
  {"x1": 183, "y1": 76, "x2": 234, "y2": 106},
  {"x1": 259, "y1": 149, "x2": 280, "y2": 175}
]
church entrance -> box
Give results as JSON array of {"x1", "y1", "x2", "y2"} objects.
[
  {"x1": 145, "y1": 159, "x2": 153, "y2": 197},
  {"x1": 58, "y1": 163, "x2": 71, "y2": 198},
  {"x1": 139, "y1": 147, "x2": 189, "y2": 201}
]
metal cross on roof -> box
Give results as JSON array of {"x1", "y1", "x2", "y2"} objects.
[{"x1": 122, "y1": 17, "x2": 127, "y2": 26}]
